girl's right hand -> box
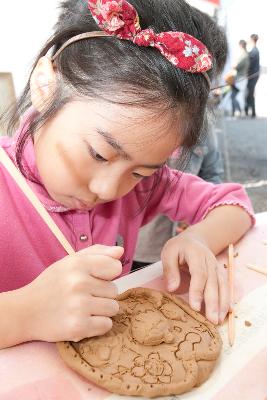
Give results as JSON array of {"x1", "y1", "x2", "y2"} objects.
[{"x1": 23, "y1": 245, "x2": 123, "y2": 343}]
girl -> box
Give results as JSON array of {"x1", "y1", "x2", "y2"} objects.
[{"x1": 0, "y1": 0, "x2": 253, "y2": 349}]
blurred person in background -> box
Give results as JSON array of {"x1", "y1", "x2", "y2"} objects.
[
  {"x1": 133, "y1": 123, "x2": 224, "y2": 269},
  {"x1": 245, "y1": 34, "x2": 260, "y2": 118},
  {"x1": 231, "y1": 40, "x2": 249, "y2": 117}
]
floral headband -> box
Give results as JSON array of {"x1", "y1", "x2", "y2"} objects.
[{"x1": 52, "y1": 0, "x2": 212, "y2": 85}]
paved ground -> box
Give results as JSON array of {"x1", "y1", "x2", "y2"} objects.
[
  {"x1": 216, "y1": 69, "x2": 267, "y2": 214},
  {"x1": 217, "y1": 115, "x2": 267, "y2": 213}
]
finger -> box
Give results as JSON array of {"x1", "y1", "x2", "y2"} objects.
[
  {"x1": 88, "y1": 297, "x2": 120, "y2": 317},
  {"x1": 204, "y1": 261, "x2": 219, "y2": 325},
  {"x1": 86, "y1": 255, "x2": 122, "y2": 281},
  {"x1": 217, "y1": 268, "x2": 230, "y2": 323},
  {"x1": 88, "y1": 316, "x2": 113, "y2": 337},
  {"x1": 73, "y1": 253, "x2": 122, "y2": 281},
  {"x1": 78, "y1": 245, "x2": 124, "y2": 260},
  {"x1": 89, "y1": 276, "x2": 118, "y2": 299},
  {"x1": 161, "y1": 248, "x2": 181, "y2": 292},
  {"x1": 72, "y1": 316, "x2": 113, "y2": 341},
  {"x1": 188, "y1": 256, "x2": 207, "y2": 312}
]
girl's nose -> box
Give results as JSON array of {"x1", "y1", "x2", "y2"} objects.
[{"x1": 89, "y1": 173, "x2": 121, "y2": 202}]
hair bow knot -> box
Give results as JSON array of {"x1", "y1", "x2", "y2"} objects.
[{"x1": 88, "y1": 0, "x2": 213, "y2": 73}]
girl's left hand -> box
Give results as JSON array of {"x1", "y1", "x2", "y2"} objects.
[{"x1": 161, "y1": 232, "x2": 229, "y2": 325}]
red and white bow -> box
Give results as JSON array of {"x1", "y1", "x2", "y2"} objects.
[{"x1": 88, "y1": 0, "x2": 213, "y2": 73}]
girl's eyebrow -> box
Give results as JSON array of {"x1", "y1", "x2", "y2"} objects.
[
  {"x1": 96, "y1": 128, "x2": 130, "y2": 160},
  {"x1": 96, "y1": 128, "x2": 166, "y2": 169}
]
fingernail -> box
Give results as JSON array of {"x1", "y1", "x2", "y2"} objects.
[
  {"x1": 209, "y1": 311, "x2": 218, "y2": 325},
  {"x1": 168, "y1": 280, "x2": 178, "y2": 292},
  {"x1": 191, "y1": 300, "x2": 201, "y2": 312}
]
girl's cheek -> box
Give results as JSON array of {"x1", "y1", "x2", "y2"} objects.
[{"x1": 56, "y1": 142, "x2": 90, "y2": 185}]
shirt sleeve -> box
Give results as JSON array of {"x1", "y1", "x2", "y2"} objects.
[
  {"x1": 140, "y1": 167, "x2": 255, "y2": 226},
  {"x1": 197, "y1": 129, "x2": 224, "y2": 184}
]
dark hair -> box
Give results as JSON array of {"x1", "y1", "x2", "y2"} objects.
[
  {"x1": 3, "y1": 0, "x2": 227, "y2": 174},
  {"x1": 239, "y1": 40, "x2": 247, "y2": 49},
  {"x1": 251, "y1": 34, "x2": 259, "y2": 43}
]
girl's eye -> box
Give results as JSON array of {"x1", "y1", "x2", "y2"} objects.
[
  {"x1": 133, "y1": 169, "x2": 159, "y2": 179},
  {"x1": 88, "y1": 145, "x2": 107, "y2": 162},
  {"x1": 132, "y1": 172, "x2": 146, "y2": 179}
]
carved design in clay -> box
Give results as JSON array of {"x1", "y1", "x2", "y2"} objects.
[{"x1": 57, "y1": 288, "x2": 222, "y2": 398}]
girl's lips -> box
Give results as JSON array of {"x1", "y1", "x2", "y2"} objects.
[{"x1": 73, "y1": 198, "x2": 94, "y2": 210}]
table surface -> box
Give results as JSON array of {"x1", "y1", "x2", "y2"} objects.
[{"x1": 1, "y1": 212, "x2": 267, "y2": 400}]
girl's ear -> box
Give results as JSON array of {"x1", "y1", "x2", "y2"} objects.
[{"x1": 30, "y1": 56, "x2": 57, "y2": 111}]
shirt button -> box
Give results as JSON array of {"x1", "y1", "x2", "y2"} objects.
[{"x1": 79, "y1": 234, "x2": 88, "y2": 242}]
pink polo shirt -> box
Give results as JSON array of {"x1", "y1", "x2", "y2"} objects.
[{"x1": 0, "y1": 117, "x2": 254, "y2": 293}]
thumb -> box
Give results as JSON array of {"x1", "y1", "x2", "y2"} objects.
[
  {"x1": 80, "y1": 244, "x2": 124, "y2": 259},
  {"x1": 105, "y1": 246, "x2": 124, "y2": 259}
]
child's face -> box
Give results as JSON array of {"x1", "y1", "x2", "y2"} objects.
[{"x1": 34, "y1": 100, "x2": 179, "y2": 210}]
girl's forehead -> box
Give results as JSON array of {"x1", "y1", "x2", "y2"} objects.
[{"x1": 62, "y1": 99, "x2": 180, "y2": 149}]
